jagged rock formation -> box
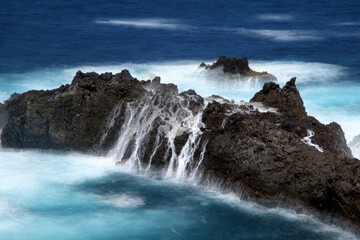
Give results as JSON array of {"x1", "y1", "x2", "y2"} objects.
[
  {"x1": 251, "y1": 77, "x2": 306, "y2": 118},
  {"x1": 0, "y1": 70, "x2": 359, "y2": 229},
  {"x1": 200, "y1": 56, "x2": 277, "y2": 82},
  {"x1": 202, "y1": 80, "x2": 358, "y2": 228},
  {"x1": 1, "y1": 70, "x2": 147, "y2": 150},
  {"x1": 250, "y1": 78, "x2": 353, "y2": 158}
]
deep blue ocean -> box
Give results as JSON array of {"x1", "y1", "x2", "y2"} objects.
[{"x1": 0, "y1": 0, "x2": 359, "y2": 239}]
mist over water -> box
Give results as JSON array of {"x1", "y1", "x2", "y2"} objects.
[{"x1": 0, "y1": 149, "x2": 357, "y2": 240}]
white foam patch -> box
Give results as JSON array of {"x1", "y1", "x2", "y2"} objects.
[
  {"x1": 256, "y1": 14, "x2": 294, "y2": 21},
  {"x1": 237, "y1": 28, "x2": 323, "y2": 42},
  {"x1": 102, "y1": 194, "x2": 145, "y2": 208},
  {"x1": 0, "y1": 199, "x2": 20, "y2": 217},
  {"x1": 95, "y1": 18, "x2": 191, "y2": 30}
]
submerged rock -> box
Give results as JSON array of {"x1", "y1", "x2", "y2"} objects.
[
  {"x1": 1, "y1": 70, "x2": 359, "y2": 229},
  {"x1": 200, "y1": 56, "x2": 277, "y2": 82}
]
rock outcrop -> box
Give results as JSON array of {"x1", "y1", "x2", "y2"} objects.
[
  {"x1": 1, "y1": 69, "x2": 359, "y2": 229},
  {"x1": 250, "y1": 77, "x2": 306, "y2": 118},
  {"x1": 1, "y1": 70, "x2": 148, "y2": 151},
  {"x1": 250, "y1": 77, "x2": 353, "y2": 158},
  {"x1": 202, "y1": 85, "x2": 359, "y2": 228},
  {"x1": 200, "y1": 56, "x2": 277, "y2": 82}
]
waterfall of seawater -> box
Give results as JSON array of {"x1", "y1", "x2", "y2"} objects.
[
  {"x1": 103, "y1": 88, "x2": 208, "y2": 183},
  {"x1": 100, "y1": 87, "x2": 280, "y2": 186}
]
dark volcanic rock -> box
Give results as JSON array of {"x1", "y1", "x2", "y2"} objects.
[
  {"x1": 250, "y1": 77, "x2": 306, "y2": 119},
  {"x1": 203, "y1": 115, "x2": 360, "y2": 227},
  {"x1": 200, "y1": 56, "x2": 277, "y2": 82},
  {"x1": 202, "y1": 80, "x2": 359, "y2": 227},
  {"x1": 250, "y1": 78, "x2": 352, "y2": 158},
  {"x1": 1, "y1": 70, "x2": 148, "y2": 151},
  {"x1": 203, "y1": 56, "x2": 252, "y2": 75},
  {"x1": 1, "y1": 70, "x2": 359, "y2": 229}
]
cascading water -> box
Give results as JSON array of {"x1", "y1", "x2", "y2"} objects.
[
  {"x1": 301, "y1": 129, "x2": 324, "y2": 152},
  {"x1": 103, "y1": 85, "x2": 208, "y2": 183},
  {"x1": 101, "y1": 84, "x2": 279, "y2": 185}
]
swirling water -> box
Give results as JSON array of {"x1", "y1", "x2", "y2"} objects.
[{"x1": 0, "y1": 0, "x2": 359, "y2": 239}]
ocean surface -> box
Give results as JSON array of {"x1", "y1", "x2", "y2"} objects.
[{"x1": 0, "y1": 0, "x2": 359, "y2": 239}]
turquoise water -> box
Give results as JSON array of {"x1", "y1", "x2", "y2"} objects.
[{"x1": 0, "y1": 149, "x2": 356, "y2": 240}]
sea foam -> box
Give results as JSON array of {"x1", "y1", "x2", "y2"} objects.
[{"x1": 101, "y1": 194, "x2": 145, "y2": 208}]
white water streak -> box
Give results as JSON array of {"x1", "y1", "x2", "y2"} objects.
[
  {"x1": 301, "y1": 129, "x2": 324, "y2": 152},
  {"x1": 98, "y1": 104, "x2": 123, "y2": 149},
  {"x1": 189, "y1": 139, "x2": 208, "y2": 182},
  {"x1": 95, "y1": 18, "x2": 191, "y2": 30},
  {"x1": 257, "y1": 14, "x2": 294, "y2": 21},
  {"x1": 106, "y1": 91, "x2": 207, "y2": 183}
]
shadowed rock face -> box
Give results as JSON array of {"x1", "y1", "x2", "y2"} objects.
[
  {"x1": 1, "y1": 70, "x2": 148, "y2": 151},
  {"x1": 1, "y1": 69, "x2": 359, "y2": 229}
]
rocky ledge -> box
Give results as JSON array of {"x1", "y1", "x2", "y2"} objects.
[
  {"x1": 200, "y1": 56, "x2": 277, "y2": 82},
  {"x1": 0, "y1": 69, "x2": 359, "y2": 229}
]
